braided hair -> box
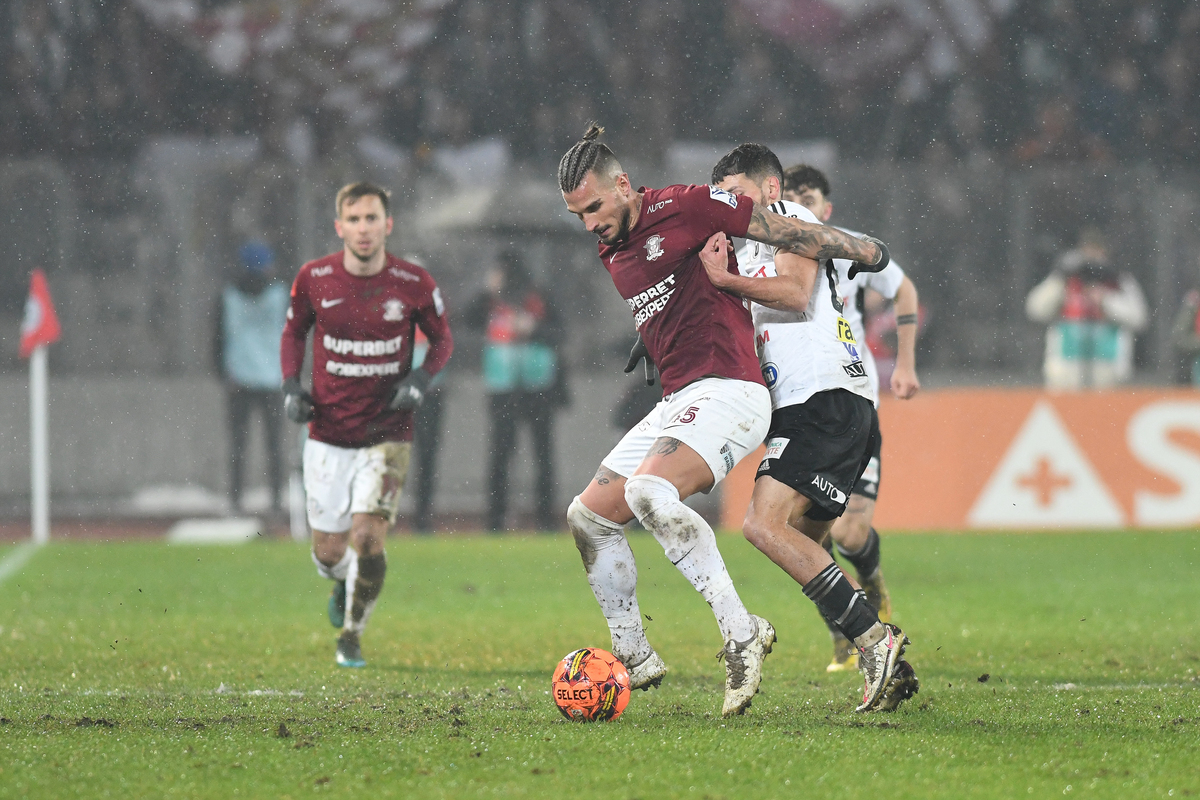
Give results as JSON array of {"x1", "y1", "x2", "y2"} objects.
[{"x1": 558, "y1": 123, "x2": 622, "y2": 193}]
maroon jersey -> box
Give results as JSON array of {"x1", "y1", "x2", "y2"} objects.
[
  {"x1": 281, "y1": 252, "x2": 453, "y2": 448},
  {"x1": 599, "y1": 184, "x2": 761, "y2": 395}
]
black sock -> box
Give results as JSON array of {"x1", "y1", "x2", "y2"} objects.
[
  {"x1": 802, "y1": 563, "x2": 880, "y2": 642},
  {"x1": 815, "y1": 537, "x2": 841, "y2": 635},
  {"x1": 836, "y1": 527, "x2": 881, "y2": 581}
]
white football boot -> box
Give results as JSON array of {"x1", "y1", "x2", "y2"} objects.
[{"x1": 720, "y1": 615, "x2": 776, "y2": 717}]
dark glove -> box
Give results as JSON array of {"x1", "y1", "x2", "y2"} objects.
[
  {"x1": 624, "y1": 333, "x2": 657, "y2": 386},
  {"x1": 282, "y1": 378, "x2": 315, "y2": 423},
  {"x1": 847, "y1": 236, "x2": 891, "y2": 280},
  {"x1": 388, "y1": 368, "x2": 433, "y2": 411}
]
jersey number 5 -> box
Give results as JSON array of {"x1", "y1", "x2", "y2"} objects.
[{"x1": 676, "y1": 406, "x2": 699, "y2": 424}]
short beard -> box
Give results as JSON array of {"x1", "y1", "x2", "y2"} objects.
[{"x1": 600, "y1": 205, "x2": 633, "y2": 246}]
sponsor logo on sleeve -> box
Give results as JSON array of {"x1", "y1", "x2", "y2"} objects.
[
  {"x1": 383, "y1": 298, "x2": 404, "y2": 321},
  {"x1": 432, "y1": 287, "x2": 445, "y2": 316},
  {"x1": 644, "y1": 235, "x2": 666, "y2": 262},
  {"x1": 626, "y1": 273, "x2": 677, "y2": 328},
  {"x1": 708, "y1": 185, "x2": 739, "y2": 208},
  {"x1": 720, "y1": 443, "x2": 735, "y2": 475},
  {"x1": 761, "y1": 362, "x2": 779, "y2": 388},
  {"x1": 389, "y1": 267, "x2": 421, "y2": 282},
  {"x1": 764, "y1": 437, "x2": 789, "y2": 460}
]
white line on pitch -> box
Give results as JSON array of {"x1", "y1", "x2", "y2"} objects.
[{"x1": 0, "y1": 541, "x2": 40, "y2": 586}]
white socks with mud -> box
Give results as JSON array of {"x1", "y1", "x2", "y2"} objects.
[
  {"x1": 567, "y1": 497, "x2": 653, "y2": 667},
  {"x1": 624, "y1": 475, "x2": 756, "y2": 644},
  {"x1": 313, "y1": 547, "x2": 355, "y2": 581},
  {"x1": 343, "y1": 552, "x2": 386, "y2": 637}
]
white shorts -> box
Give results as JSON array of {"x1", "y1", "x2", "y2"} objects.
[
  {"x1": 601, "y1": 378, "x2": 771, "y2": 488},
  {"x1": 303, "y1": 438, "x2": 412, "y2": 533}
]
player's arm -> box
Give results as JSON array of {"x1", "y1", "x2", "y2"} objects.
[
  {"x1": 746, "y1": 201, "x2": 888, "y2": 275},
  {"x1": 280, "y1": 270, "x2": 317, "y2": 422},
  {"x1": 389, "y1": 288, "x2": 454, "y2": 410},
  {"x1": 890, "y1": 276, "x2": 921, "y2": 399},
  {"x1": 698, "y1": 232, "x2": 817, "y2": 313}
]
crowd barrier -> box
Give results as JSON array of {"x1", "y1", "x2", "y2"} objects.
[{"x1": 720, "y1": 388, "x2": 1200, "y2": 531}]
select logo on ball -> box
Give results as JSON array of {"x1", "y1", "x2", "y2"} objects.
[{"x1": 551, "y1": 648, "x2": 630, "y2": 722}]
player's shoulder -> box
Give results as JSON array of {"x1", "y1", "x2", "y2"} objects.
[
  {"x1": 770, "y1": 199, "x2": 819, "y2": 224},
  {"x1": 298, "y1": 252, "x2": 342, "y2": 279},
  {"x1": 384, "y1": 254, "x2": 437, "y2": 288}
]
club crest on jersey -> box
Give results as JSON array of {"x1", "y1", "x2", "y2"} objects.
[
  {"x1": 383, "y1": 299, "x2": 404, "y2": 321},
  {"x1": 645, "y1": 235, "x2": 666, "y2": 262}
]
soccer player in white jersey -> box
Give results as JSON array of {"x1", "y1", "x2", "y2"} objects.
[
  {"x1": 783, "y1": 164, "x2": 921, "y2": 672},
  {"x1": 701, "y1": 144, "x2": 917, "y2": 712}
]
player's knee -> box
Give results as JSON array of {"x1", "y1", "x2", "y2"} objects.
[
  {"x1": 568, "y1": 496, "x2": 621, "y2": 555},
  {"x1": 623, "y1": 474, "x2": 678, "y2": 524},
  {"x1": 312, "y1": 538, "x2": 346, "y2": 566},
  {"x1": 741, "y1": 508, "x2": 771, "y2": 552}
]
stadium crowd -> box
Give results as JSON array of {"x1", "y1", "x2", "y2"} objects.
[{"x1": 2, "y1": 0, "x2": 1197, "y2": 166}]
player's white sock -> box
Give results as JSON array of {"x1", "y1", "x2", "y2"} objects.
[
  {"x1": 343, "y1": 552, "x2": 386, "y2": 637},
  {"x1": 566, "y1": 496, "x2": 653, "y2": 667},
  {"x1": 624, "y1": 474, "x2": 756, "y2": 643},
  {"x1": 313, "y1": 547, "x2": 355, "y2": 581}
]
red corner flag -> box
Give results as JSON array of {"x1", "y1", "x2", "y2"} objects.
[{"x1": 20, "y1": 269, "x2": 61, "y2": 359}]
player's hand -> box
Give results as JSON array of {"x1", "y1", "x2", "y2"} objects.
[
  {"x1": 282, "y1": 378, "x2": 315, "y2": 423},
  {"x1": 624, "y1": 333, "x2": 656, "y2": 386},
  {"x1": 848, "y1": 236, "x2": 891, "y2": 280},
  {"x1": 388, "y1": 368, "x2": 433, "y2": 410},
  {"x1": 890, "y1": 364, "x2": 920, "y2": 400},
  {"x1": 699, "y1": 232, "x2": 734, "y2": 287}
]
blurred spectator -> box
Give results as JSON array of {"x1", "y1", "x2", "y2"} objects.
[
  {"x1": 214, "y1": 241, "x2": 289, "y2": 512},
  {"x1": 1025, "y1": 228, "x2": 1148, "y2": 389},
  {"x1": 465, "y1": 250, "x2": 568, "y2": 532},
  {"x1": 1172, "y1": 287, "x2": 1200, "y2": 387}
]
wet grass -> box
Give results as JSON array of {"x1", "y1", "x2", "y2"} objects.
[{"x1": 0, "y1": 530, "x2": 1198, "y2": 798}]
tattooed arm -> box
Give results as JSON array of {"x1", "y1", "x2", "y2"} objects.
[{"x1": 746, "y1": 201, "x2": 890, "y2": 274}]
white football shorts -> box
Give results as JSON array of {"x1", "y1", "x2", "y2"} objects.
[
  {"x1": 601, "y1": 377, "x2": 770, "y2": 488},
  {"x1": 303, "y1": 438, "x2": 412, "y2": 533}
]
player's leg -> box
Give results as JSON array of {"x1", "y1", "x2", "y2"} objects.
[
  {"x1": 567, "y1": 403, "x2": 662, "y2": 690},
  {"x1": 303, "y1": 439, "x2": 357, "y2": 630},
  {"x1": 627, "y1": 378, "x2": 774, "y2": 716},
  {"x1": 829, "y1": 420, "x2": 890, "y2": 617},
  {"x1": 336, "y1": 441, "x2": 411, "y2": 667},
  {"x1": 747, "y1": 391, "x2": 912, "y2": 711}
]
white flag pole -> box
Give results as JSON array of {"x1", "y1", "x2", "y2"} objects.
[{"x1": 30, "y1": 344, "x2": 49, "y2": 545}]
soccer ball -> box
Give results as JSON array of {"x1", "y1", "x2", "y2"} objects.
[{"x1": 551, "y1": 648, "x2": 631, "y2": 722}]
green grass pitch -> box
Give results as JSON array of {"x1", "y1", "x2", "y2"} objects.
[{"x1": 0, "y1": 530, "x2": 1198, "y2": 799}]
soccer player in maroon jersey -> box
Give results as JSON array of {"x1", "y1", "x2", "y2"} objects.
[
  {"x1": 558, "y1": 125, "x2": 889, "y2": 717},
  {"x1": 280, "y1": 182, "x2": 453, "y2": 668}
]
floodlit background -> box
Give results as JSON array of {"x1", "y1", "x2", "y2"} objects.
[{"x1": 2, "y1": 0, "x2": 1199, "y2": 527}]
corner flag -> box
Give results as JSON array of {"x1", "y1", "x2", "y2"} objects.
[{"x1": 20, "y1": 269, "x2": 61, "y2": 359}]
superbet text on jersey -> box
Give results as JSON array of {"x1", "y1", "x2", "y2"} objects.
[
  {"x1": 280, "y1": 252, "x2": 452, "y2": 448},
  {"x1": 598, "y1": 184, "x2": 763, "y2": 396}
]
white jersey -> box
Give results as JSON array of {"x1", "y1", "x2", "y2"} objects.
[
  {"x1": 831, "y1": 227, "x2": 907, "y2": 406},
  {"x1": 735, "y1": 200, "x2": 873, "y2": 411}
]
